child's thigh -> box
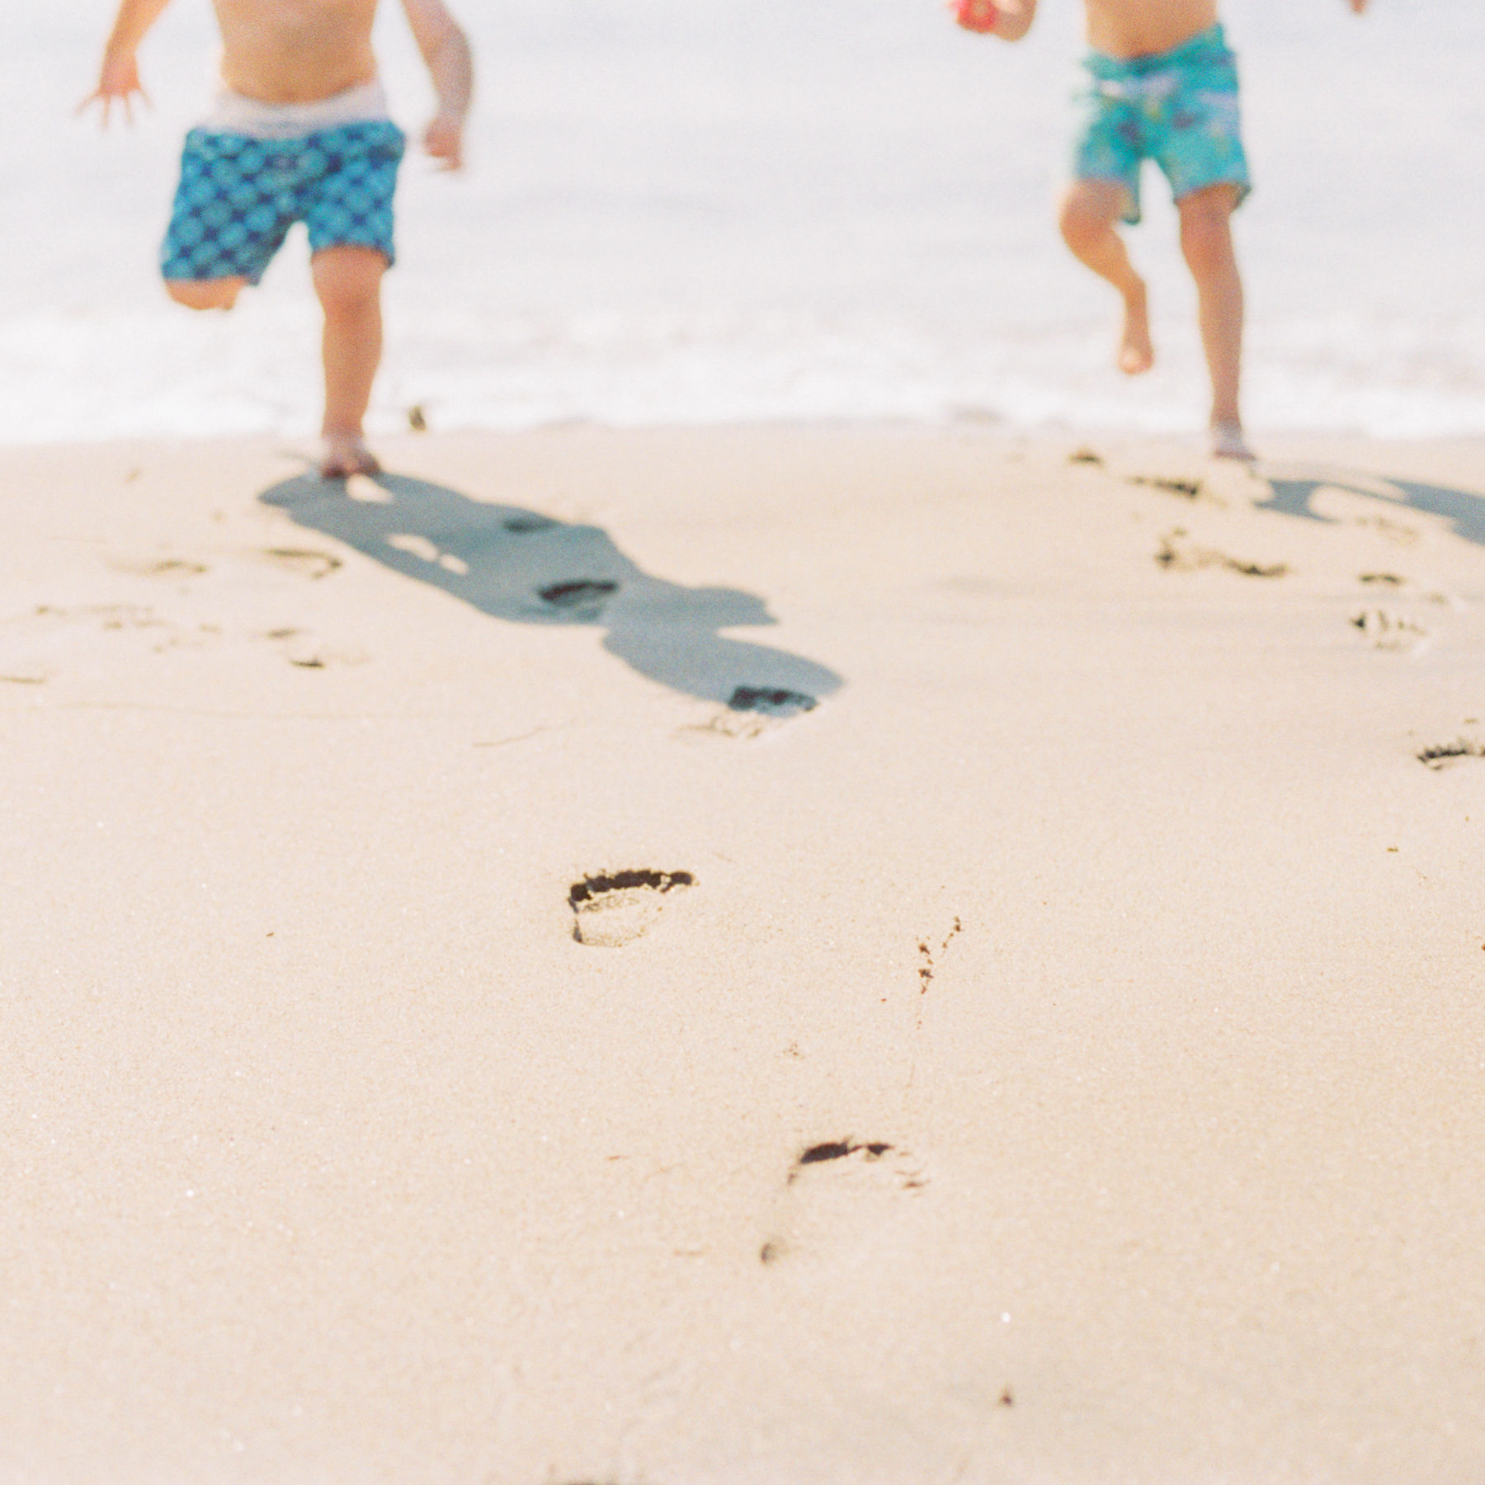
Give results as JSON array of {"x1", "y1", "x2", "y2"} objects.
[
  {"x1": 301, "y1": 123, "x2": 405, "y2": 267},
  {"x1": 160, "y1": 131, "x2": 294, "y2": 286},
  {"x1": 1153, "y1": 78, "x2": 1251, "y2": 209},
  {"x1": 1070, "y1": 92, "x2": 1146, "y2": 225}
]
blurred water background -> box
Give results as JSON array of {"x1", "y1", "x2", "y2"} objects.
[{"x1": 4, "y1": 0, "x2": 1482, "y2": 442}]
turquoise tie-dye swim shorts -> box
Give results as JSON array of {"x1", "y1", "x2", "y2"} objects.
[
  {"x1": 161, "y1": 120, "x2": 405, "y2": 284},
  {"x1": 1072, "y1": 23, "x2": 1250, "y2": 225}
]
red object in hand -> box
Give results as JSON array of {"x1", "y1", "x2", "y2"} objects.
[{"x1": 955, "y1": 0, "x2": 1000, "y2": 33}]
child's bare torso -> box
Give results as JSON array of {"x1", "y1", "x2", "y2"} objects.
[
  {"x1": 213, "y1": 0, "x2": 381, "y2": 102},
  {"x1": 1084, "y1": 0, "x2": 1220, "y2": 58}
]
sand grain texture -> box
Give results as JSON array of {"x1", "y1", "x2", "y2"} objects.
[{"x1": 2, "y1": 428, "x2": 1484, "y2": 1483}]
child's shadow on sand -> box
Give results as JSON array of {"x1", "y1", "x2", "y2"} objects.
[
  {"x1": 1256, "y1": 465, "x2": 1485, "y2": 547},
  {"x1": 258, "y1": 471, "x2": 843, "y2": 707}
]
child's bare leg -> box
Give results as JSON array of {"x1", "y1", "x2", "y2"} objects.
[
  {"x1": 166, "y1": 278, "x2": 247, "y2": 311},
  {"x1": 1058, "y1": 180, "x2": 1153, "y2": 376},
  {"x1": 312, "y1": 246, "x2": 387, "y2": 478},
  {"x1": 1177, "y1": 184, "x2": 1246, "y2": 454}
]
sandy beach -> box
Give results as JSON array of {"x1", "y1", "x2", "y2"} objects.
[{"x1": 2, "y1": 426, "x2": 1484, "y2": 1483}]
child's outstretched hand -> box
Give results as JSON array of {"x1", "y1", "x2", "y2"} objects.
[
  {"x1": 954, "y1": 0, "x2": 1000, "y2": 33},
  {"x1": 78, "y1": 52, "x2": 150, "y2": 126},
  {"x1": 424, "y1": 111, "x2": 464, "y2": 170}
]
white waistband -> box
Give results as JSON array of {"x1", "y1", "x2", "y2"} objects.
[{"x1": 199, "y1": 78, "x2": 390, "y2": 140}]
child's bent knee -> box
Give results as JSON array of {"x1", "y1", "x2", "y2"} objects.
[
  {"x1": 1060, "y1": 203, "x2": 1111, "y2": 254},
  {"x1": 1059, "y1": 183, "x2": 1124, "y2": 248}
]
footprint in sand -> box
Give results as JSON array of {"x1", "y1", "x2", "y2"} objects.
[
  {"x1": 1130, "y1": 474, "x2": 1207, "y2": 502},
  {"x1": 1351, "y1": 609, "x2": 1429, "y2": 652},
  {"x1": 539, "y1": 580, "x2": 619, "y2": 620},
  {"x1": 261, "y1": 547, "x2": 342, "y2": 580},
  {"x1": 1354, "y1": 515, "x2": 1421, "y2": 546},
  {"x1": 37, "y1": 602, "x2": 168, "y2": 633},
  {"x1": 10, "y1": 599, "x2": 170, "y2": 641},
  {"x1": 683, "y1": 685, "x2": 820, "y2": 741},
  {"x1": 730, "y1": 685, "x2": 817, "y2": 718},
  {"x1": 1417, "y1": 738, "x2": 1485, "y2": 770},
  {"x1": 1, "y1": 602, "x2": 191, "y2": 668},
  {"x1": 1155, "y1": 529, "x2": 1288, "y2": 578},
  {"x1": 261, "y1": 626, "x2": 368, "y2": 669},
  {"x1": 759, "y1": 1138, "x2": 927, "y2": 1265},
  {"x1": 568, "y1": 869, "x2": 694, "y2": 947},
  {"x1": 110, "y1": 556, "x2": 210, "y2": 579}
]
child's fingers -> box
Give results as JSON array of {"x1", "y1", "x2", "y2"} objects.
[{"x1": 77, "y1": 85, "x2": 147, "y2": 128}]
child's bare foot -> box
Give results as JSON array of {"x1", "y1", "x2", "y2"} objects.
[
  {"x1": 318, "y1": 433, "x2": 381, "y2": 480},
  {"x1": 1210, "y1": 420, "x2": 1254, "y2": 461},
  {"x1": 1118, "y1": 283, "x2": 1154, "y2": 375}
]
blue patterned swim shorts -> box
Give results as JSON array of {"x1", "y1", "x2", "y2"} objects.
[
  {"x1": 1072, "y1": 23, "x2": 1250, "y2": 225},
  {"x1": 161, "y1": 120, "x2": 405, "y2": 283}
]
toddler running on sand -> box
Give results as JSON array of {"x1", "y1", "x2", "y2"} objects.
[
  {"x1": 84, "y1": 0, "x2": 473, "y2": 477},
  {"x1": 957, "y1": 0, "x2": 1368, "y2": 459}
]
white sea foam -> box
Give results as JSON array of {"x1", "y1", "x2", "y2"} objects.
[{"x1": 4, "y1": 0, "x2": 1482, "y2": 442}]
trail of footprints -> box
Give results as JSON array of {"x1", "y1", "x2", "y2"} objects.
[
  {"x1": 1, "y1": 546, "x2": 356, "y2": 681},
  {"x1": 1068, "y1": 450, "x2": 1481, "y2": 771},
  {"x1": 1071, "y1": 455, "x2": 1453, "y2": 654},
  {"x1": 519, "y1": 467, "x2": 1473, "y2": 1315},
  {"x1": 0, "y1": 602, "x2": 219, "y2": 683},
  {"x1": 1151, "y1": 527, "x2": 1448, "y2": 659},
  {"x1": 12, "y1": 548, "x2": 827, "y2": 737}
]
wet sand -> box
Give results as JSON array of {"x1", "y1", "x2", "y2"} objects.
[{"x1": 2, "y1": 426, "x2": 1483, "y2": 1483}]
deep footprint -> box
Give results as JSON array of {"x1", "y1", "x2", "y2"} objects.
[
  {"x1": 1418, "y1": 739, "x2": 1485, "y2": 769},
  {"x1": 729, "y1": 686, "x2": 817, "y2": 718},
  {"x1": 790, "y1": 1139, "x2": 894, "y2": 1181},
  {"x1": 784, "y1": 1136, "x2": 923, "y2": 1191},
  {"x1": 568, "y1": 869, "x2": 694, "y2": 947},
  {"x1": 539, "y1": 580, "x2": 618, "y2": 613}
]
